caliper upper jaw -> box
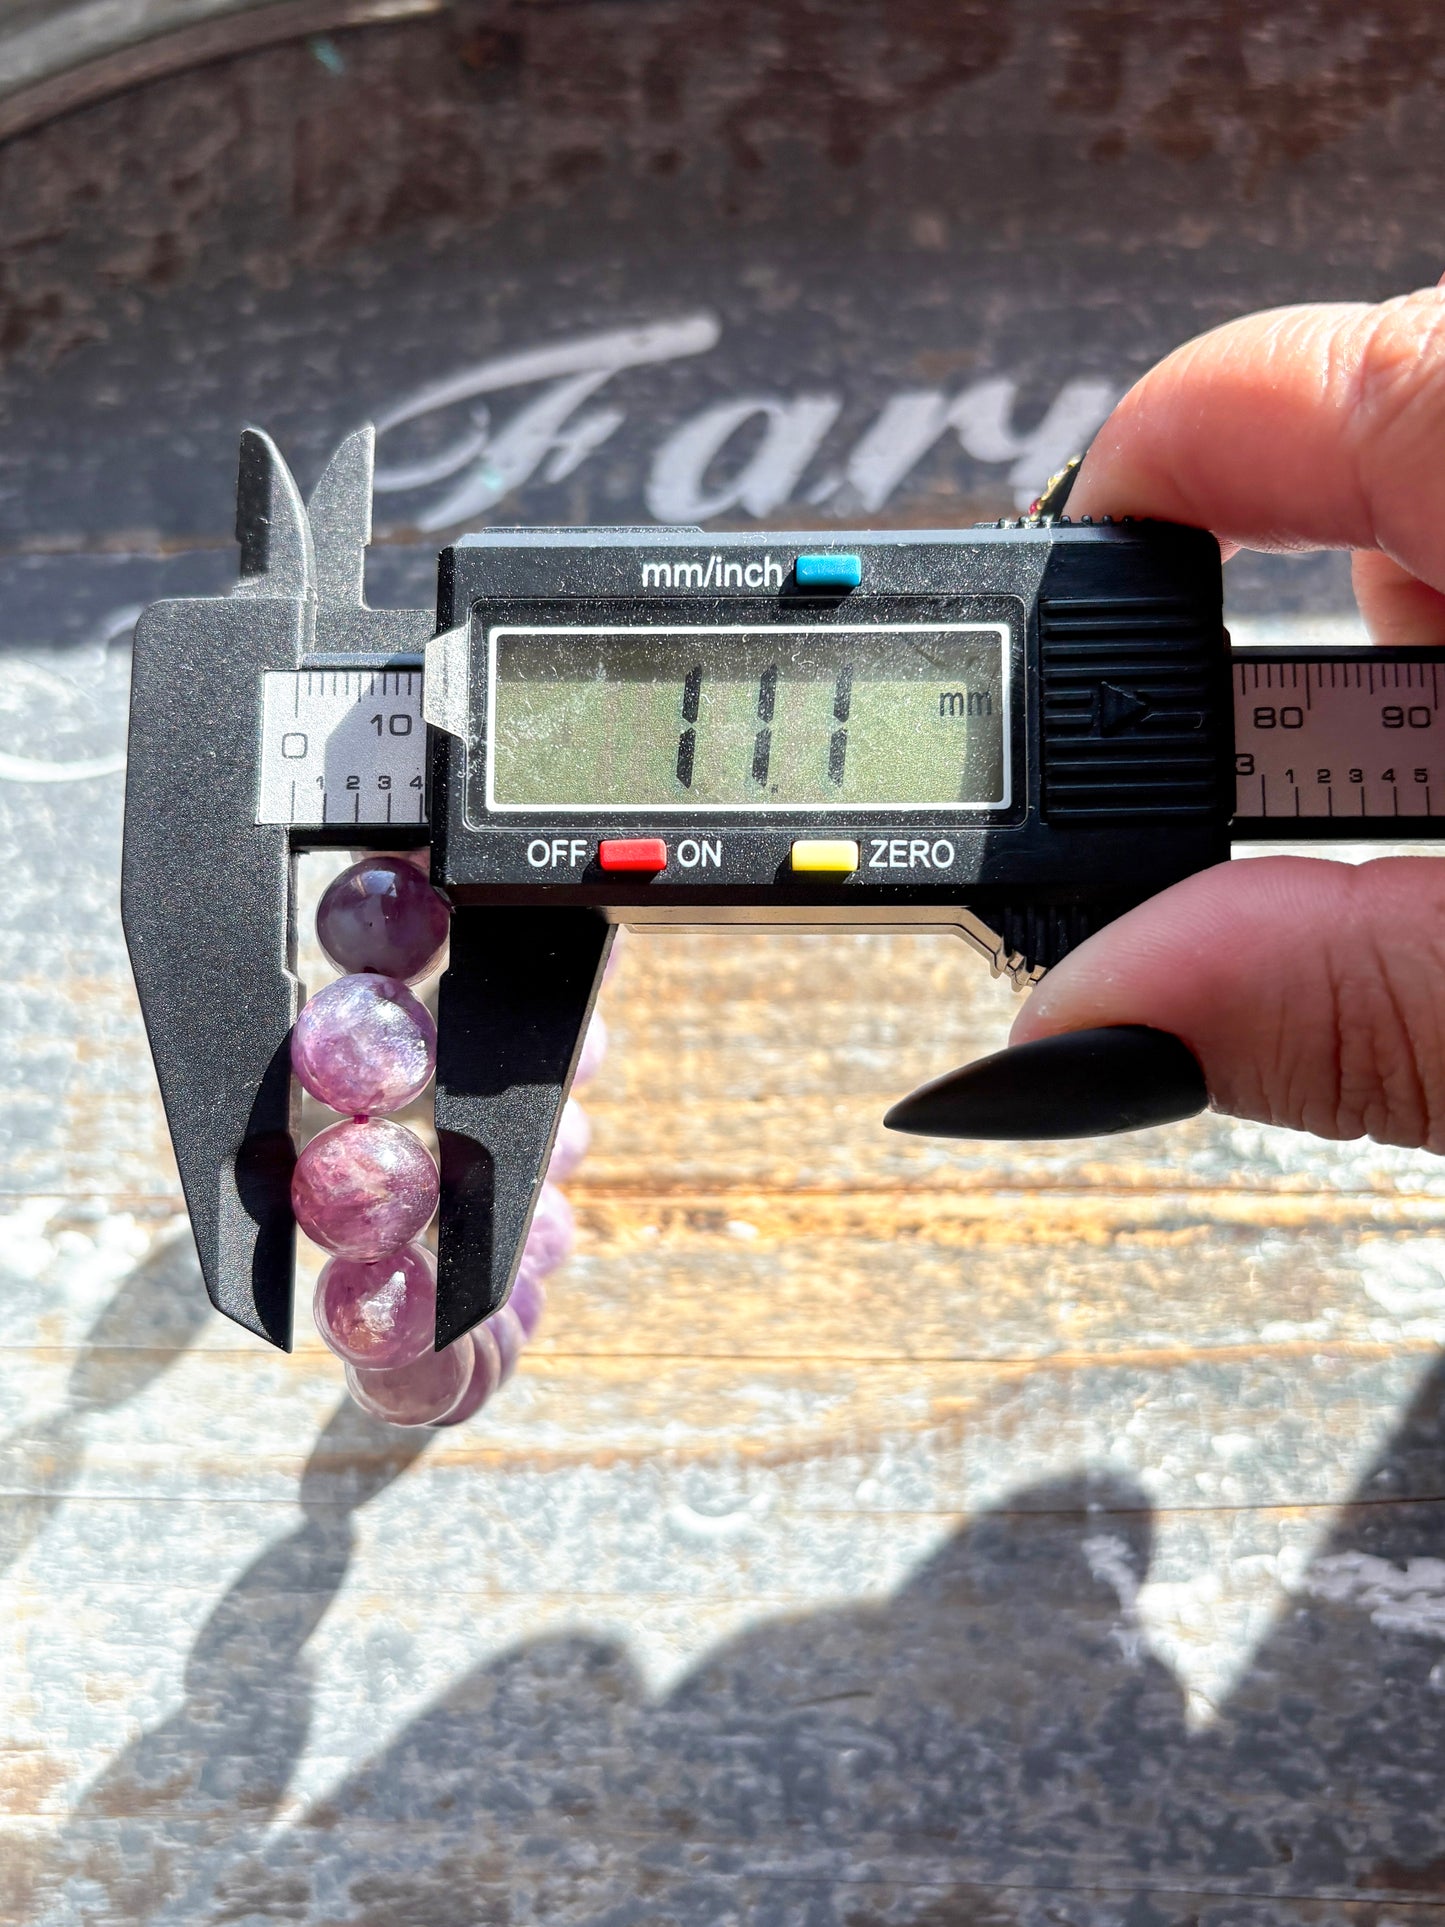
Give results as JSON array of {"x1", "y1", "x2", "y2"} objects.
[
  {"x1": 306, "y1": 425, "x2": 433, "y2": 662},
  {"x1": 122, "y1": 429, "x2": 317, "y2": 1350}
]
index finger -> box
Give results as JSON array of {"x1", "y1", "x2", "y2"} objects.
[{"x1": 1069, "y1": 290, "x2": 1445, "y2": 593}]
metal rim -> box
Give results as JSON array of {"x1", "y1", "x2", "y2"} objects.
[{"x1": 0, "y1": 0, "x2": 442, "y2": 143}]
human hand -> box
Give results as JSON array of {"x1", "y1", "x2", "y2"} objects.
[{"x1": 888, "y1": 290, "x2": 1445, "y2": 1151}]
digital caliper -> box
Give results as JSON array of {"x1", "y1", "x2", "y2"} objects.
[{"x1": 120, "y1": 428, "x2": 1445, "y2": 1354}]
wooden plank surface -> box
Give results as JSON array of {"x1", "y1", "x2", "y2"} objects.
[
  {"x1": 7, "y1": 4, "x2": 1445, "y2": 1922},
  {"x1": 9, "y1": 909, "x2": 1445, "y2": 1922}
]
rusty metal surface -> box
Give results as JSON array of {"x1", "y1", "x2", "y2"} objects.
[{"x1": 5, "y1": 5, "x2": 1445, "y2": 1921}]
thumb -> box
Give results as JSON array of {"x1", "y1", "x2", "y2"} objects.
[{"x1": 1009, "y1": 856, "x2": 1445, "y2": 1150}]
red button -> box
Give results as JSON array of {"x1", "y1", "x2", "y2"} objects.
[{"x1": 598, "y1": 838, "x2": 667, "y2": 873}]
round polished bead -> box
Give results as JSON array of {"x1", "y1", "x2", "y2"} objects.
[
  {"x1": 346, "y1": 1338, "x2": 471, "y2": 1426},
  {"x1": 312, "y1": 1242, "x2": 435, "y2": 1368},
  {"x1": 292, "y1": 973, "x2": 437, "y2": 1115},
  {"x1": 430, "y1": 1325, "x2": 504, "y2": 1427},
  {"x1": 317, "y1": 856, "x2": 451, "y2": 984},
  {"x1": 574, "y1": 1012, "x2": 608, "y2": 1087},
  {"x1": 548, "y1": 1098, "x2": 591, "y2": 1181},
  {"x1": 508, "y1": 1268, "x2": 546, "y2": 1339},
  {"x1": 292, "y1": 1118, "x2": 439, "y2": 1260},
  {"x1": 524, "y1": 1180, "x2": 575, "y2": 1276}
]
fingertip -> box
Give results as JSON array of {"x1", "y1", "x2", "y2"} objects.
[
  {"x1": 1068, "y1": 293, "x2": 1445, "y2": 589},
  {"x1": 1009, "y1": 857, "x2": 1445, "y2": 1150}
]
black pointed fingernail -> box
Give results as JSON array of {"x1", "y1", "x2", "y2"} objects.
[{"x1": 883, "y1": 1025, "x2": 1207, "y2": 1140}]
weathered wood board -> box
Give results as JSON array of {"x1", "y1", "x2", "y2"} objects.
[{"x1": 7, "y1": 4, "x2": 1445, "y2": 1922}]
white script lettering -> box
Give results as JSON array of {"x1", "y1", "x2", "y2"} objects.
[{"x1": 371, "y1": 316, "x2": 1118, "y2": 531}]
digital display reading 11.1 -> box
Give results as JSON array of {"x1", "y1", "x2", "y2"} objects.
[{"x1": 486, "y1": 624, "x2": 1009, "y2": 810}]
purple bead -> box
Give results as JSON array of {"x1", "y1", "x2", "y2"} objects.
[
  {"x1": 430, "y1": 1326, "x2": 504, "y2": 1427},
  {"x1": 346, "y1": 1338, "x2": 472, "y2": 1426},
  {"x1": 508, "y1": 1268, "x2": 547, "y2": 1338},
  {"x1": 523, "y1": 1181, "x2": 575, "y2": 1277},
  {"x1": 352, "y1": 847, "x2": 431, "y2": 874},
  {"x1": 313, "y1": 1242, "x2": 435, "y2": 1368},
  {"x1": 317, "y1": 856, "x2": 451, "y2": 984},
  {"x1": 292, "y1": 1118, "x2": 439, "y2": 1260},
  {"x1": 486, "y1": 1303, "x2": 527, "y2": 1381},
  {"x1": 547, "y1": 1098, "x2": 591, "y2": 1181},
  {"x1": 292, "y1": 974, "x2": 437, "y2": 1116},
  {"x1": 574, "y1": 1012, "x2": 608, "y2": 1087}
]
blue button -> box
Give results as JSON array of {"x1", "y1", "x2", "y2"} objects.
[{"x1": 795, "y1": 552, "x2": 862, "y2": 590}]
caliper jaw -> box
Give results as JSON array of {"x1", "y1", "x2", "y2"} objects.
[
  {"x1": 121, "y1": 426, "x2": 435, "y2": 1351},
  {"x1": 434, "y1": 908, "x2": 613, "y2": 1347}
]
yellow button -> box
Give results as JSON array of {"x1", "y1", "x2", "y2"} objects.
[{"x1": 790, "y1": 838, "x2": 860, "y2": 874}]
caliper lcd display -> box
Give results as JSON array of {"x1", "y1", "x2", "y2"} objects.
[{"x1": 485, "y1": 623, "x2": 1009, "y2": 810}]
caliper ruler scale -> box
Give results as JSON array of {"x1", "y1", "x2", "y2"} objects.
[
  {"x1": 264, "y1": 648, "x2": 1445, "y2": 841},
  {"x1": 257, "y1": 667, "x2": 427, "y2": 829},
  {"x1": 1231, "y1": 649, "x2": 1445, "y2": 836},
  {"x1": 121, "y1": 428, "x2": 1445, "y2": 1358}
]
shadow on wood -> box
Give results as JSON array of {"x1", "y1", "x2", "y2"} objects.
[{"x1": 25, "y1": 1365, "x2": 1445, "y2": 1924}]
